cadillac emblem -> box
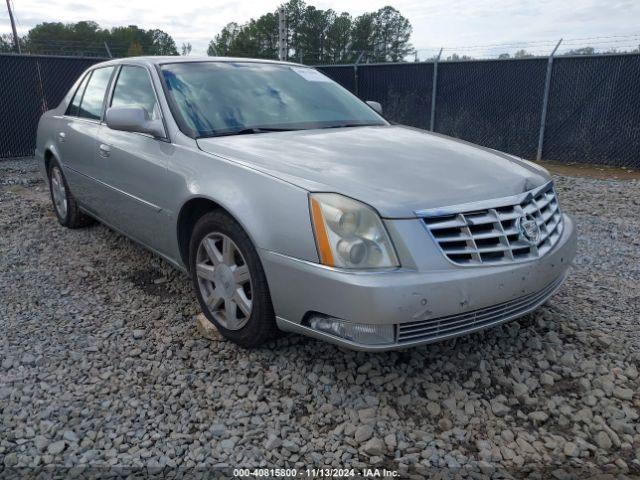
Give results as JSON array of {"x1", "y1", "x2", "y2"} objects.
[{"x1": 517, "y1": 213, "x2": 541, "y2": 245}]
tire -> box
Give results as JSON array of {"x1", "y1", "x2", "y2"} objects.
[
  {"x1": 48, "y1": 159, "x2": 94, "y2": 228},
  {"x1": 189, "y1": 210, "x2": 279, "y2": 348}
]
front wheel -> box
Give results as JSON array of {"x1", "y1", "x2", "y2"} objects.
[{"x1": 189, "y1": 211, "x2": 279, "y2": 348}]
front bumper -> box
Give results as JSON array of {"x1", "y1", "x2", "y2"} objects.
[{"x1": 261, "y1": 214, "x2": 577, "y2": 351}]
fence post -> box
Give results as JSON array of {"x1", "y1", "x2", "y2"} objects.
[
  {"x1": 5, "y1": 0, "x2": 21, "y2": 53},
  {"x1": 354, "y1": 51, "x2": 366, "y2": 97},
  {"x1": 104, "y1": 41, "x2": 113, "y2": 58},
  {"x1": 536, "y1": 38, "x2": 562, "y2": 161},
  {"x1": 278, "y1": 8, "x2": 288, "y2": 61},
  {"x1": 429, "y1": 48, "x2": 443, "y2": 131}
]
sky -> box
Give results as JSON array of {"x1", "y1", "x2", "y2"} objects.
[{"x1": 2, "y1": 0, "x2": 640, "y2": 57}]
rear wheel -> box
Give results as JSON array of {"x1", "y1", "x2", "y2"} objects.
[
  {"x1": 189, "y1": 211, "x2": 279, "y2": 348},
  {"x1": 48, "y1": 160, "x2": 93, "y2": 228}
]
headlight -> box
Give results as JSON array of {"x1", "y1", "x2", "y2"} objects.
[{"x1": 309, "y1": 193, "x2": 399, "y2": 269}]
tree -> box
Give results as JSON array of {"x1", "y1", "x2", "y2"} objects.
[
  {"x1": 251, "y1": 13, "x2": 279, "y2": 59},
  {"x1": 563, "y1": 46, "x2": 595, "y2": 56},
  {"x1": 208, "y1": 13, "x2": 280, "y2": 59},
  {"x1": 297, "y1": 6, "x2": 335, "y2": 63},
  {"x1": 514, "y1": 49, "x2": 533, "y2": 58},
  {"x1": 181, "y1": 42, "x2": 192, "y2": 55},
  {"x1": 350, "y1": 13, "x2": 375, "y2": 61},
  {"x1": 209, "y1": 2, "x2": 414, "y2": 63},
  {"x1": 370, "y1": 6, "x2": 413, "y2": 62},
  {"x1": 22, "y1": 21, "x2": 179, "y2": 57},
  {"x1": 148, "y1": 29, "x2": 178, "y2": 55},
  {"x1": 208, "y1": 22, "x2": 241, "y2": 56},
  {"x1": 325, "y1": 12, "x2": 352, "y2": 63},
  {"x1": 24, "y1": 21, "x2": 107, "y2": 55},
  {"x1": 282, "y1": 0, "x2": 307, "y2": 61},
  {"x1": 446, "y1": 53, "x2": 473, "y2": 61},
  {"x1": 110, "y1": 25, "x2": 150, "y2": 56},
  {"x1": 0, "y1": 33, "x2": 17, "y2": 52},
  {"x1": 127, "y1": 41, "x2": 143, "y2": 56}
]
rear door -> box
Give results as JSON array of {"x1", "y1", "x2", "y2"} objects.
[
  {"x1": 97, "y1": 65, "x2": 174, "y2": 254},
  {"x1": 58, "y1": 66, "x2": 115, "y2": 213}
]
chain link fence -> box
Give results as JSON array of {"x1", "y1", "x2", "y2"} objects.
[
  {"x1": 1, "y1": 52, "x2": 639, "y2": 168},
  {"x1": 434, "y1": 59, "x2": 547, "y2": 159},
  {"x1": 320, "y1": 53, "x2": 640, "y2": 168},
  {"x1": 544, "y1": 54, "x2": 640, "y2": 167},
  {"x1": 0, "y1": 54, "x2": 104, "y2": 158}
]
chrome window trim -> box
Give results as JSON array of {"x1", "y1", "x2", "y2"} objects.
[
  {"x1": 106, "y1": 63, "x2": 170, "y2": 142},
  {"x1": 71, "y1": 66, "x2": 116, "y2": 122},
  {"x1": 60, "y1": 115, "x2": 101, "y2": 126},
  {"x1": 65, "y1": 70, "x2": 92, "y2": 117}
]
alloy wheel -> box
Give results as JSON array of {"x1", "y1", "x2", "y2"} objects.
[{"x1": 196, "y1": 232, "x2": 253, "y2": 330}]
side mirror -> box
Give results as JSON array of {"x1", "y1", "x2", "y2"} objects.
[
  {"x1": 366, "y1": 101, "x2": 383, "y2": 115},
  {"x1": 105, "y1": 106, "x2": 165, "y2": 138}
]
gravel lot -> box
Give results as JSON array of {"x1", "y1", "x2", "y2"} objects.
[{"x1": 1, "y1": 157, "x2": 639, "y2": 477}]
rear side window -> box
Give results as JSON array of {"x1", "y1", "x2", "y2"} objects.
[
  {"x1": 77, "y1": 67, "x2": 115, "y2": 120},
  {"x1": 66, "y1": 73, "x2": 90, "y2": 117},
  {"x1": 111, "y1": 66, "x2": 159, "y2": 119}
]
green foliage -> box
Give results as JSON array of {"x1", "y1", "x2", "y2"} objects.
[
  {"x1": 127, "y1": 42, "x2": 143, "y2": 56},
  {"x1": 181, "y1": 42, "x2": 193, "y2": 56},
  {"x1": 446, "y1": 53, "x2": 474, "y2": 61},
  {"x1": 350, "y1": 13, "x2": 375, "y2": 61},
  {"x1": 514, "y1": 49, "x2": 534, "y2": 58},
  {"x1": 208, "y1": 14, "x2": 279, "y2": 59},
  {"x1": 147, "y1": 29, "x2": 179, "y2": 55},
  {"x1": 1, "y1": 33, "x2": 17, "y2": 53},
  {"x1": 370, "y1": 6, "x2": 413, "y2": 62},
  {"x1": 208, "y1": 2, "x2": 414, "y2": 63},
  {"x1": 562, "y1": 47, "x2": 595, "y2": 56},
  {"x1": 325, "y1": 13, "x2": 352, "y2": 63},
  {"x1": 22, "y1": 21, "x2": 178, "y2": 57}
]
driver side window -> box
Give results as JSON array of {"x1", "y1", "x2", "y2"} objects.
[{"x1": 111, "y1": 66, "x2": 160, "y2": 119}]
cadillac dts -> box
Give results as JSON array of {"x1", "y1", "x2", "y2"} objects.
[{"x1": 36, "y1": 57, "x2": 576, "y2": 351}]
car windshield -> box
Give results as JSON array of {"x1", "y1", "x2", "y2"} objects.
[{"x1": 160, "y1": 62, "x2": 387, "y2": 138}]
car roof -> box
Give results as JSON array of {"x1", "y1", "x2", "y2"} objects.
[{"x1": 91, "y1": 56, "x2": 305, "y2": 69}]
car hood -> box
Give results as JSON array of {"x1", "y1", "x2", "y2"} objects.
[{"x1": 196, "y1": 125, "x2": 550, "y2": 218}]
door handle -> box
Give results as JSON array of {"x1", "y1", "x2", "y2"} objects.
[
  {"x1": 99, "y1": 144, "x2": 111, "y2": 158},
  {"x1": 58, "y1": 132, "x2": 66, "y2": 143}
]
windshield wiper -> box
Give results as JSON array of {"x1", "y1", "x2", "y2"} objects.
[
  {"x1": 319, "y1": 123, "x2": 381, "y2": 129},
  {"x1": 198, "y1": 127, "x2": 300, "y2": 138}
]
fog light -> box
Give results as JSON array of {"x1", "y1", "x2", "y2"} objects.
[{"x1": 307, "y1": 315, "x2": 395, "y2": 345}]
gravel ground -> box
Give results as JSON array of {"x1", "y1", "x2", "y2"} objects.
[{"x1": 1, "y1": 157, "x2": 639, "y2": 478}]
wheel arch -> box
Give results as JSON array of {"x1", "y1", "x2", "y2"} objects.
[
  {"x1": 44, "y1": 147, "x2": 57, "y2": 176},
  {"x1": 176, "y1": 196, "x2": 259, "y2": 272},
  {"x1": 43, "y1": 143, "x2": 64, "y2": 179}
]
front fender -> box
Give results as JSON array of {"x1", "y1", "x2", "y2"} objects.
[{"x1": 170, "y1": 145, "x2": 319, "y2": 265}]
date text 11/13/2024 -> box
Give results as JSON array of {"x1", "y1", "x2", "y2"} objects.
[{"x1": 233, "y1": 468, "x2": 400, "y2": 477}]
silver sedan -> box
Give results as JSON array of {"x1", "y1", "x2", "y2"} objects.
[{"x1": 36, "y1": 57, "x2": 577, "y2": 351}]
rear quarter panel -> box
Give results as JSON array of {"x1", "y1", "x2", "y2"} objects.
[
  {"x1": 36, "y1": 68, "x2": 82, "y2": 180},
  {"x1": 35, "y1": 111, "x2": 63, "y2": 181}
]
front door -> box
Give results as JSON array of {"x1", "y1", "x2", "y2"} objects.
[{"x1": 96, "y1": 65, "x2": 174, "y2": 255}]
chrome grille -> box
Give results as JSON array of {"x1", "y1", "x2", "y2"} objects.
[
  {"x1": 397, "y1": 275, "x2": 564, "y2": 344},
  {"x1": 422, "y1": 182, "x2": 563, "y2": 265}
]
